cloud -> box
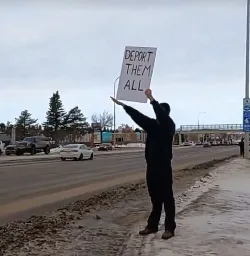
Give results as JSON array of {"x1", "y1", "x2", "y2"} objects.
[{"x1": 0, "y1": 0, "x2": 247, "y2": 127}]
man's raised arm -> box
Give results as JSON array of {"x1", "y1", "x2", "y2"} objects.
[
  {"x1": 145, "y1": 89, "x2": 175, "y2": 135},
  {"x1": 110, "y1": 96, "x2": 155, "y2": 133},
  {"x1": 123, "y1": 105, "x2": 155, "y2": 133}
]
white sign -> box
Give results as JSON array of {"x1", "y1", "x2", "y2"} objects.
[
  {"x1": 116, "y1": 46, "x2": 157, "y2": 103},
  {"x1": 93, "y1": 132, "x2": 101, "y2": 144}
]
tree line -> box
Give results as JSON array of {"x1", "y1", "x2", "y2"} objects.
[
  {"x1": 0, "y1": 91, "x2": 115, "y2": 142},
  {"x1": 0, "y1": 91, "x2": 142, "y2": 142}
]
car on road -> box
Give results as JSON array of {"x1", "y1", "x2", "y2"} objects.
[
  {"x1": 60, "y1": 144, "x2": 94, "y2": 161},
  {"x1": 203, "y1": 142, "x2": 211, "y2": 148},
  {"x1": 211, "y1": 141, "x2": 220, "y2": 146},
  {"x1": 5, "y1": 141, "x2": 22, "y2": 155},
  {"x1": 182, "y1": 141, "x2": 191, "y2": 146},
  {"x1": 195, "y1": 141, "x2": 202, "y2": 146},
  {"x1": 5, "y1": 136, "x2": 51, "y2": 155},
  {"x1": 98, "y1": 143, "x2": 113, "y2": 151}
]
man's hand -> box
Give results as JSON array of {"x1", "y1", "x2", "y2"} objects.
[
  {"x1": 110, "y1": 96, "x2": 125, "y2": 106},
  {"x1": 145, "y1": 89, "x2": 154, "y2": 101}
]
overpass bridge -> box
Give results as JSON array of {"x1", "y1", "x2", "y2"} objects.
[
  {"x1": 175, "y1": 124, "x2": 244, "y2": 145},
  {"x1": 177, "y1": 124, "x2": 243, "y2": 134}
]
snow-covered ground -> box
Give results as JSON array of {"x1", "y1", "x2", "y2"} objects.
[
  {"x1": 119, "y1": 143, "x2": 145, "y2": 148},
  {"x1": 122, "y1": 158, "x2": 250, "y2": 256},
  {"x1": 50, "y1": 147, "x2": 62, "y2": 154}
]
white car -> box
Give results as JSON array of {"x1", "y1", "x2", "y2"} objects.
[
  {"x1": 182, "y1": 142, "x2": 190, "y2": 146},
  {"x1": 60, "y1": 144, "x2": 94, "y2": 161}
]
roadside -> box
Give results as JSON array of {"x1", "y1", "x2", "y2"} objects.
[
  {"x1": 0, "y1": 145, "x2": 193, "y2": 164},
  {"x1": 0, "y1": 148, "x2": 145, "y2": 164},
  {"x1": 0, "y1": 143, "x2": 145, "y2": 160},
  {"x1": 0, "y1": 147, "x2": 237, "y2": 223},
  {"x1": 0, "y1": 156, "x2": 237, "y2": 256},
  {"x1": 123, "y1": 158, "x2": 250, "y2": 256}
]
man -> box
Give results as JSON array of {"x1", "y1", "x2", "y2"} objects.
[
  {"x1": 239, "y1": 138, "x2": 244, "y2": 157},
  {"x1": 111, "y1": 89, "x2": 176, "y2": 240}
]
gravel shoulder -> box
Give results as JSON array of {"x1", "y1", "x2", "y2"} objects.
[{"x1": 0, "y1": 156, "x2": 237, "y2": 256}]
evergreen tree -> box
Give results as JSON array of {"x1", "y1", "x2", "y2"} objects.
[
  {"x1": 64, "y1": 106, "x2": 89, "y2": 141},
  {"x1": 0, "y1": 123, "x2": 6, "y2": 131},
  {"x1": 44, "y1": 91, "x2": 66, "y2": 140},
  {"x1": 15, "y1": 110, "x2": 37, "y2": 137},
  {"x1": 134, "y1": 128, "x2": 141, "y2": 133}
]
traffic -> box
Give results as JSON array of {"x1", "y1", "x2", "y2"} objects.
[
  {"x1": 181, "y1": 139, "x2": 241, "y2": 147},
  {"x1": 0, "y1": 145, "x2": 238, "y2": 222},
  {"x1": 60, "y1": 144, "x2": 94, "y2": 161}
]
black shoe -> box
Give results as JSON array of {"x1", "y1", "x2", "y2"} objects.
[
  {"x1": 161, "y1": 230, "x2": 174, "y2": 240},
  {"x1": 139, "y1": 227, "x2": 158, "y2": 236}
]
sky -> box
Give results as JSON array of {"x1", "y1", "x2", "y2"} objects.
[{"x1": 0, "y1": 0, "x2": 248, "y2": 129}]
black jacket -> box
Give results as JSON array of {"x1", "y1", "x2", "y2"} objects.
[
  {"x1": 124, "y1": 100, "x2": 175, "y2": 167},
  {"x1": 239, "y1": 141, "x2": 244, "y2": 150}
]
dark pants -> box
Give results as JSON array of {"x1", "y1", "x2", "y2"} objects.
[
  {"x1": 240, "y1": 148, "x2": 244, "y2": 157},
  {"x1": 146, "y1": 164, "x2": 176, "y2": 233}
]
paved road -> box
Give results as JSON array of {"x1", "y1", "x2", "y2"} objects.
[
  {"x1": 0, "y1": 147, "x2": 144, "y2": 163},
  {"x1": 0, "y1": 146, "x2": 238, "y2": 223}
]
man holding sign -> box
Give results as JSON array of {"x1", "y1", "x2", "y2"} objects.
[{"x1": 111, "y1": 89, "x2": 176, "y2": 240}]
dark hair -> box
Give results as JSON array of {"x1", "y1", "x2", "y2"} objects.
[{"x1": 160, "y1": 103, "x2": 170, "y2": 115}]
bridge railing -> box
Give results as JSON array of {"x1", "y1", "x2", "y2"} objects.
[{"x1": 179, "y1": 124, "x2": 243, "y2": 132}]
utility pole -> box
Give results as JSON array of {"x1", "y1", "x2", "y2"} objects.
[
  {"x1": 113, "y1": 76, "x2": 120, "y2": 146},
  {"x1": 244, "y1": 0, "x2": 250, "y2": 158},
  {"x1": 198, "y1": 112, "x2": 206, "y2": 142},
  {"x1": 197, "y1": 112, "x2": 206, "y2": 130}
]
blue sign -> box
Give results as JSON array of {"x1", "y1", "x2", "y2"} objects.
[
  {"x1": 244, "y1": 110, "x2": 250, "y2": 118},
  {"x1": 244, "y1": 98, "x2": 250, "y2": 111},
  {"x1": 243, "y1": 98, "x2": 250, "y2": 132},
  {"x1": 243, "y1": 114, "x2": 250, "y2": 132},
  {"x1": 244, "y1": 106, "x2": 250, "y2": 111}
]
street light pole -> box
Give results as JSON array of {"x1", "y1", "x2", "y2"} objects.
[
  {"x1": 113, "y1": 76, "x2": 120, "y2": 132},
  {"x1": 245, "y1": 0, "x2": 250, "y2": 159},
  {"x1": 198, "y1": 112, "x2": 206, "y2": 142},
  {"x1": 198, "y1": 112, "x2": 206, "y2": 130},
  {"x1": 113, "y1": 76, "x2": 120, "y2": 146}
]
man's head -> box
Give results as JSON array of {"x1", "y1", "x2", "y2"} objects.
[
  {"x1": 241, "y1": 138, "x2": 244, "y2": 142},
  {"x1": 160, "y1": 102, "x2": 170, "y2": 115}
]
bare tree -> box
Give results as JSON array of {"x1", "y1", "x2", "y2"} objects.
[
  {"x1": 91, "y1": 110, "x2": 113, "y2": 129},
  {"x1": 119, "y1": 123, "x2": 133, "y2": 133}
]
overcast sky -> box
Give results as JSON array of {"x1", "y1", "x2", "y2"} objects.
[{"x1": 0, "y1": 0, "x2": 247, "y2": 128}]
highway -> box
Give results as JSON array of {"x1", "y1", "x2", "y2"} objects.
[{"x1": 0, "y1": 146, "x2": 238, "y2": 223}]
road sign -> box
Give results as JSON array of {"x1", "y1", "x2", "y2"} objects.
[
  {"x1": 243, "y1": 116, "x2": 250, "y2": 132},
  {"x1": 243, "y1": 98, "x2": 250, "y2": 132},
  {"x1": 244, "y1": 110, "x2": 250, "y2": 118},
  {"x1": 244, "y1": 117, "x2": 250, "y2": 124},
  {"x1": 243, "y1": 98, "x2": 250, "y2": 111}
]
